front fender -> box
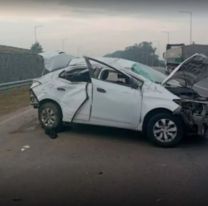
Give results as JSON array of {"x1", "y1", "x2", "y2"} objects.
[{"x1": 138, "y1": 96, "x2": 180, "y2": 130}]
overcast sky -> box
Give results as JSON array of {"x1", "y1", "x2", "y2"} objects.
[{"x1": 0, "y1": 0, "x2": 208, "y2": 57}]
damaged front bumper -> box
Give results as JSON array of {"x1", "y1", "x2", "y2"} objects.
[{"x1": 174, "y1": 98, "x2": 208, "y2": 136}]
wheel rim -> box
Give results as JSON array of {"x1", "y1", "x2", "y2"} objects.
[
  {"x1": 153, "y1": 118, "x2": 178, "y2": 143},
  {"x1": 41, "y1": 108, "x2": 56, "y2": 128}
]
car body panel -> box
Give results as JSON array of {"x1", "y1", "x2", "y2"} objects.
[
  {"x1": 162, "y1": 53, "x2": 208, "y2": 87},
  {"x1": 58, "y1": 82, "x2": 89, "y2": 122},
  {"x1": 89, "y1": 78, "x2": 141, "y2": 129},
  {"x1": 40, "y1": 51, "x2": 74, "y2": 72},
  {"x1": 83, "y1": 57, "x2": 143, "y2": 129},
  {"x1": 31, "y1": 55, "x2": 188, "y2": 132},
  {"x1": 32, "y1": 77, "x2": 90, "y2": 122},
  {"x1": 30, "y1": 53, "x2": 208, "y2": 139},
  {"x1": 137, "y1": 82, "x2": 179, "y2": 130}
]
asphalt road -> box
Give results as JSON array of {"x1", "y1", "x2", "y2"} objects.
[{"x1": 1, "y1": 107, "x2": 208, "y2": 206}]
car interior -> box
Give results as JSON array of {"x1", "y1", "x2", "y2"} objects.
[{"x1": 99, "y1": 69, "x2": 130, "y2": 86}]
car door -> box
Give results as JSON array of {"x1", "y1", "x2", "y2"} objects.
[
  {"x1": 85, "y1": 57, "x2": 142, "y2": 130},
  {"x1": 57, "y1": 68, "x2": 92, "y2": 123}
]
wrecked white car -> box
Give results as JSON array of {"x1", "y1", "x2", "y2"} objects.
[{"x1": 30, "y1": 53, "x2": 208, "y2": 147}]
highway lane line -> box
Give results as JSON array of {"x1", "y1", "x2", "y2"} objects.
[{"x1": 0, "y1": 108, "x2": 33, "y2": 126}]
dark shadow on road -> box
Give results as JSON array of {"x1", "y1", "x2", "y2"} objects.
[
  {"x1": 57, "y1": 124, "x2": 208, "y2": 149},
  {"x1": 179, "y1": 134, "x2": 208, "y2": 148},
  {"x1": 63, "y1": 123, "x2": 147, "y2": 144}
]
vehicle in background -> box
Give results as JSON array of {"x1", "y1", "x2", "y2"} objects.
[{"x1": 164, "y1": 44, "x2": 208, "y2": 74}]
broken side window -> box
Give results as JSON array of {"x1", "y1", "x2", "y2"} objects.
[
  {"x1": 86, "y1": 59, "x2": 132, "y2": 87},
  {"x1": 59, "y1": 67, "x2": 91, "y2": 83}
]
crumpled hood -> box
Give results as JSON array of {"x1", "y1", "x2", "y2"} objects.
[
  {"x1": 40, "y1": 51, "x2": 74, "y2": 72},
  {"x1": 162, "y1": 53, "x2": 208, "y2": 87}
]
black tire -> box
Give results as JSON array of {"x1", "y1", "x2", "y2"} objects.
[
  {"x1": 146, "y1": 112, "x2": 183, "y2": 147},
  {"x1": 38, "y1": 102, "x2": 62, "y2": 130}
]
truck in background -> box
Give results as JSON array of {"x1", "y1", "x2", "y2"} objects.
[{"x1": 163, "y1": 44, "x2": 208, "y2": 74}]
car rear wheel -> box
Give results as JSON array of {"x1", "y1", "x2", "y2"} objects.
[
  {"x1": 39, "y1": 102, "x2": 62, "y2": 130},
  {"x1": 146, "y1": 113, "x2": 183, "y2": 147}
]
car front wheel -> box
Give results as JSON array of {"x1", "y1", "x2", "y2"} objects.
[
  {"x1": 38, "y1": 102, "x2": 62, "y2": 130},
  {"x1": 146, "y1": 113, "x2": 183, "y2": 147}
]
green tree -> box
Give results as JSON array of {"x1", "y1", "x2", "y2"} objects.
[
  {"x1": 30, "y1": 42, "x2": 43, "y2": 54},
  {"x1": 105, "y1": 41, "x2": 164, "y2": 67}
]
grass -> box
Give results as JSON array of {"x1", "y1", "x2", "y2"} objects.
[{"x1": 0, "y1": 86, "x2": 30, "y2": 116}]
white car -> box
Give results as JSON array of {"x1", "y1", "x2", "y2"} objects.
[{"x1": 30, "y1": 52, "x2": 208, "y2": 147}]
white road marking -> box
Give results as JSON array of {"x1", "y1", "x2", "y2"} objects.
[
  {"x1": 0, "y1": 108, "x2": 33, "y2": 126},
  {"x1": 21, "y1": 145, "x2": 31, "y2": 152}
]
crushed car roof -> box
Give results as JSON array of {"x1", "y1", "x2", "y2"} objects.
[
  {"x1": 40, "y1": 51, "x2": 74, "y2": 72},
  {"x1": 40, "y1": 51, "x2": 208, "y2": 88}
]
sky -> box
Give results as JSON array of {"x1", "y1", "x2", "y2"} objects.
[{"x1": 0, "y1": 0, "x2": 208, "y2": 58}]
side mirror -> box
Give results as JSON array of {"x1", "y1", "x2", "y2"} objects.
[{"x1": 130, "y1": 78, "x2": 139, "y2": 89}]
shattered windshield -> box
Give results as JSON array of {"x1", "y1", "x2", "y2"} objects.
[{"x1": 131, "y1": 63, "x2": 167, "y2": 83}]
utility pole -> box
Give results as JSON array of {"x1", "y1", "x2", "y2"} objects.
[
  {"x1": 162, "y1": 31, "x2": 170, "y2": 44},
  {"x1": 34, "y1": 25, "x2": 43, "y2": 43},
  {"x1": 179, "y1": 11, "x2": 193, "y2": 44},
  {"x1": 61, "y1": 38, "x2": 68, "y2": 51}
]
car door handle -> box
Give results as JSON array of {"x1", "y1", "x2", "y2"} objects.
[
  {"x1": 97, "y1": 88, "x2": 106, "y2": 93},
  {"x1": 57, "y1": 87, "x2": 66, "y2": 91}
]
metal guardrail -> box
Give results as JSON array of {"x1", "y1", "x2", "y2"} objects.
[{"x1": 0, "y1": 79, "x2": 33, "y2": 91}]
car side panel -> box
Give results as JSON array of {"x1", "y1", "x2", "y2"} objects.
[
  {"x1": 59, "y1": 82, "x2": 89, "y2": 122},
  {"x1": 33, "y1": 77, "x2": 91, "y2": 123},
  {"x1": 89, "y1": 78, "x2": 141, "y2": 130},
  {"x1": 137, "y1": 85, "x2": 180, "y2": 131}
]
